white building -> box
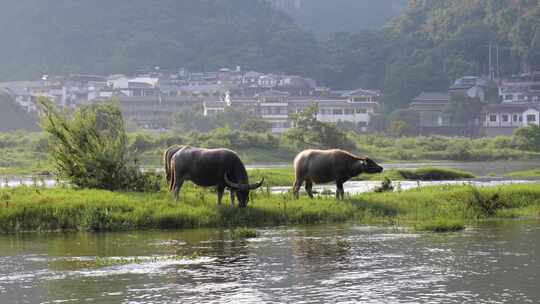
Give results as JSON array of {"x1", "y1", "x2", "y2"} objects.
[
  {"x1": 203, "y1": 89, "x2": 380, "y2": 134},
  {"x1": 482, "y1": 103, "x2": 540, "y2": 136},
  {"x1": 499, "y1": 73, "x2": 540, "y2": 103}
]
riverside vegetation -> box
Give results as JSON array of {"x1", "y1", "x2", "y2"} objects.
[
  {"x1": 1, "y1": 183, "x2": 539, "y2": 234},
  {"x1": 2, "y1": 130, "x2": 540, "y2": 176}
]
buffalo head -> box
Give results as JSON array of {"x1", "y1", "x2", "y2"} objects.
[
  {"x1": 224, "y1": 174, "x2": 264, "y2": 207},
  {"x1": 359, "y1": 157, "x2": 383, "y2": 174}
]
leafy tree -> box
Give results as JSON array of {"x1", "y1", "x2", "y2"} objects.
[
  {"x1": 216, "y1": 107, "x2": 257, "y2": 130},
  {"x1": 39, "y1": 98, "x2": 159, "y2": 191},
  {"x1": 174, "y1": 105, "x2": 259, "y2": 132},
  {"x1": 174, "y1": 104, "x2": 218, "y2": 132},
  {"x1": 388, "y1": 120, "x2": 411, "y2": 138},
  {"x1": 389, "y1": 109, "x2": 419, "y2": 134},
  {"x1": 241, "y1": 119, "x2": 272, "y2": 133},
  {"x1": 514, "y1": 124, "x2": 540, "y2": 151},
  {"x1": 443, "y1": 95, "x2": 484, "y2": 125},
  {"x1": 284, "y1": 103, "x2": 354, "y2": 149}
]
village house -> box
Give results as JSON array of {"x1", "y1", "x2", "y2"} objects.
[
  {"x1": 448, "y1": 76, "x2": 489, "y2": 101},
  {"x1": 498, "y1": 73, "x2": 540, "y2": 103},
  {"x1": 409, "y1": 92, "x2": 451, "y2": 128},
  {"x1": 117, "y1": 93, "x2": 201, "y2": 129},
  {"x1": 203, "y1": 89, "x2": 380, "y2": 133},
  {"x1": 482, "y1": 103, "x2": 540, "y2": 136}
]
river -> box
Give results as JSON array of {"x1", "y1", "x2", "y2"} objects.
[
  {"x1": 2, "y1": 160, "x2": 540, "y2": 191},
  {"x1": 0, "y1": 221, "x2": 539, "y2": 303}
]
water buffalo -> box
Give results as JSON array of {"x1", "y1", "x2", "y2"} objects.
[
  {"x1": 163, "y1": 145, "x2": 184, "y2": 186},
  {"x1": 169, "y1": 146, "x2": 264, "y2": 207},
  {"x1": 293, "y1": 149, "x2": 383, "y2": 199}
]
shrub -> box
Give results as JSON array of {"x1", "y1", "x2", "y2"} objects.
[
  {"x1": 514, "y1": 124, "x2": 540, "y2": 151},
  {"x1": 373, "y1": 177, "x2": 394, "y2": 192},
  {"x1": 39, "y1": 98, "x2": 158, "y2": 192},
  {"x1": 415, "y1": 219, "x2": 465, "y2": 232}
]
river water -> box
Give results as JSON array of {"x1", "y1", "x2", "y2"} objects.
[{"x1": 1, "y1": 221, "x2": 539, "y2": 303}]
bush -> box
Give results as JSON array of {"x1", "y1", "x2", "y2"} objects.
[
  {"x1": 514, "y1": 125, "x2": 540, "y2": 151},
  {"x1": 39, "y1": 98, "x2": 158, "y2": 192}
]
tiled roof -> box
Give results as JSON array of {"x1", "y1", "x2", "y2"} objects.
[
  {"x1": 255, "y1": 89, "x2": 290, "y2": 97},
  {"x1": 412, "y1": 92, "x2": 450, "y2": 102},
  {"x1": 483, "y1": 103, "x2": 540, "y2": 112}
]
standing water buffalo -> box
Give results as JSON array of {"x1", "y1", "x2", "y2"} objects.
[
  {"x1": 293, "y1": 149, "x2": 383, "y2": 199},
  {"x1": 169, "y1": 146, "x2": 264, "y2": 207}
]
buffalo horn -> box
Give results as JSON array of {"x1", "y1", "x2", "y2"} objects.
[
  {"x1": 248, "y1": 178, "x2": 264, "y2": 190},
  {"x1": 224, "y1": 173, "x2": 244, "y2": 190},
  {"x1": 224, "y1": 174, "x2": 264, "y2": 191}
]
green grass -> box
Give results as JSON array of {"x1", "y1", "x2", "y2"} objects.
[
  {"x1": 414, "y1": 219, "x2": 465, "y2": 232},
  {"x1": 0, "y1": 183, "x2": 539, "y2": 233},
  {"x1": 248, "y1": 167, "x2": 293, "y2": 186},
  {"x1": 248, "y1": 167, "x2": 475, "y2": 187},
  {"x1": 350, "y1": 133, "x2": 540, "y2": 162},
  {"x1": 506, "y1": 169, "x2": 540, "y2": 178},
  {"x1": 357, "y1": 167, "x2": 475, "y2": 181},
  {"x1": 230, "y1": 227, "x2": 258, "y2": 239}
]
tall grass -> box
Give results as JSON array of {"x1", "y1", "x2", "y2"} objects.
[
  {"x1": 0, "y1": 183, "x2": 539, "y2": 233},
  {"x1": 506, "y1": 169, "x2": 540, "y2": 178}
]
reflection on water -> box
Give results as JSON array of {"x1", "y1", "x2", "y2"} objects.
[{"x1": 0, "y1": 221, "x2": 539, "y2": 303}]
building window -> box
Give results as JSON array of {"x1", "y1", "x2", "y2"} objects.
[
  {"x1": 319, "y1": 108, "x2": 330, "y2": 115},
  {"x1": 513, "y1": 114, "x2": 519, "y2": 122},
  {"x1": 333, "y1": 109, "x2": 343, "y2": 115},
  {"x1": 356, "y1": 108, "x2": 367, "y2": 114},
  {"x1": 504, "y1": 94, "x2": 513, "y2": 100},
  {"x1": 344, "y1": 109, "x2": 354, "y2": 115},
  {"x1": 502, "y1": 114, "x2": 509, "y2": 122},
  {"x1": 518, "y1": 95, "x2": 525, "y2": 100},
  {"x1": 527, "y1": 114, "x2": 537, "y2": 122},
  {"x1": 489, "y1": 115, "x2": 497, "y2": 122}
]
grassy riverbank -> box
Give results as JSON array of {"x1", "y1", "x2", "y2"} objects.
[
  {"x1": 506, "y1": 169, "x2": 540, "y2": 178},
  {"x1": 0, "y1": 183, "x2": 538, "y2": 233}
]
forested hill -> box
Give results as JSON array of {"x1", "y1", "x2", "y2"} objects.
[
  {"x1": 0, "y1": 0, "x2": 319, "y2": 81},
  {"x1": 318, "y1": 0, "x2": 540, "y2": 109},
  {"x1": 267, "y1": 0, "x2": 407, "y2": 34}
]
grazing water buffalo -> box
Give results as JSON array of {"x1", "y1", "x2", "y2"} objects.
[
  {"x1": 293, "y1": 149, "x2": 383, "y2": 199},
  {"x1": 169, "y1": 146, "x2": 264, "y2": 207}
]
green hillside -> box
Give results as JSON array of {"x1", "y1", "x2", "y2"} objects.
[
  {"x1": 0, "y1": 0, "x2": 319, "y2": 80},
  {"x1": 268, "y1": 0, "x2": 407, "y2": 34},
  {"x1": 317, "y1": 0, "x2": 540, "y2": 108}
]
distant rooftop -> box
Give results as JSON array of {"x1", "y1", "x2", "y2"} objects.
[{"x1": 412, "y1": 92, "x2": 450, "y2": 102}]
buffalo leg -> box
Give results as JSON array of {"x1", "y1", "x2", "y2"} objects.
[
  {"x1": 217, "y1": 185, "x2": 225, "y2": 205},
  {"x1": 336, "y1": 182, "x2": 344, "y2": 200},
  {"x1": 229, "y1": 190, "x2": 236, "y2": 208},
  {"x1": 305, "y1": 180, "x2": 314, "y2": 199},
  {"x1": 293, "y1": 178, "x2": 304, "y2": 199},
  {"x1": 174, "y1": 177, "x2": 185, "y2": 202}
]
